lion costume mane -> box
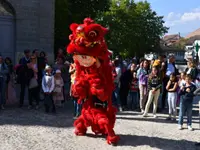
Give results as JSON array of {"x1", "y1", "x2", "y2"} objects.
[{"x1": 66, "y1": 18, "x2": 119, "y2": 145}]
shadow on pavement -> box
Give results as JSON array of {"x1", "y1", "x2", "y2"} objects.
[
  {"x1": 0, "y1": 101, "x2": 74, "y2": 128},
  {"x1": 117, "y1": 115, "x2": 200, "y2": 126},
  {"x1": 118, "y1": 134, "x2": 200, "y2": 150}
]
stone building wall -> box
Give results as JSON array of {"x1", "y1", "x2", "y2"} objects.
[{"x1": 7, "y1": 0, "x2": 55, "y2": 63}]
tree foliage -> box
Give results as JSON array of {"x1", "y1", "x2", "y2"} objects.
[
  {"x1": 54, "y1": 0, "x2": 110, "y2": 54},
  {"x1": 96, "y1": 0, "x2": 168, "y2": 57},
  {"x1": 55, "y1": 0, "x2": 168, "y2": 57}
]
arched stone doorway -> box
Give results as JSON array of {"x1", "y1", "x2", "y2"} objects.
[{"x1": 0, "y1": 0, "x2": 15, "y2": 61}]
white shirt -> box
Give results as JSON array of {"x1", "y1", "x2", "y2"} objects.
[
  {"x1": 166, "y1": 63, "x2": 175, "y2": 76},
  {"x1": 186, "y1": 68, "x2": 192, "y2": 75},
  {"x1": 114, "y1": 67, "x2": 121, "y2": 84},
  {"x1": 179, "y1": 79, "x2": 186, "y2": 87},
  {"x1": 25, "y1": 57, "x2": 30, "y2": 62},
  {"x1": 42, "y1": 74, "x2": 55, "y2": 93}
]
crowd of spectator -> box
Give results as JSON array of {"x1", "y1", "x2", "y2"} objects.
[
  {"x1": 0, "y1": 49, "x2": 71, "y2": 111},
  {"x1": 0, "y1": 50, "x2": 199, "y2": 130},
  {"x1": 112, "y1": 54, "x2": 199, "y2": 131}
]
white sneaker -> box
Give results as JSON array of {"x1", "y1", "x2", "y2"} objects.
[
  {"x1": 119, "y1": 107, "x2": 123, "y2": 112},
  {"x1": 188, "y1": 126, "x2": 193, "y2": 131},
  {"x1": 178, "y1": 125, "x2": 183, "y2": 130},
  {"x1": 153, "y1": 115, "x2": 157, "y2": 118},
  {"x1": 143, "y1": 113, "x2": 148, "y2": 117},
  {"x1": 141, "y1": 109, "x2": 144, "y2": 113}
]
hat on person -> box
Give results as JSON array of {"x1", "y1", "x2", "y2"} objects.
[
  {"x1": 153, "y1": 59, "x2": 161, "y2": 67},
  {"x1": 56, "y1": 69, "x2": 61, "y2": 74},
  {"x1": 168, "y1": 53, "x2": 175, "y2": 58},
  {"x1": 45, "y1": 65, "x2": 52, "y2": 71}
]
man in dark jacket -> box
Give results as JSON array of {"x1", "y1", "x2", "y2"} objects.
[
  {"x1": 119, "y1": 63, "x2": 136, "y2": 110},
  {"x1": 0, "y1": 55, "x2": 9, "y2": 109},
  {"x1": 18, "y1": 49, "x2": 31, "y2": 107}
]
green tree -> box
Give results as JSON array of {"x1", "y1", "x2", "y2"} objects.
[
  {"x1": 54, "y1": 0, "x2": 110, "y2": 55},
  {"x1": 96, "y1": 0, "x2": 168, "y2": 57},
  {"x1": 55, "y1": 0, "x2": 70, "y2": 53}
]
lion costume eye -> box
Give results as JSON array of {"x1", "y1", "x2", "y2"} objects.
[{"x1": 88, "y1": 31, "x2": 97, "y2": 38}]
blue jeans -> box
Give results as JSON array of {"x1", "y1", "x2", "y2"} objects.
[
  {"x1": 73, "y1": 97, "x2": 81, "y2": 116},
  {"x1": 127, "y1": 91, "x2": 139, "y2": 110},
  {"x1": 178, "y1": 99, "x2": 193, "y2": 126},
  {"x1": 112, "y1": 83, "x2": 121, "y2": 108},
  {"x1": 0, "y1": 77, "x2": 6, "y2": 105}
]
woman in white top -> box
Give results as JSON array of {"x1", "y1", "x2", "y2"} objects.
[
  {"x1": 185, "y1": 61, "x2": 198, "y2": 81},
  {"x1": 27, "y1": 55, "x2": 40, "y2": 109}
]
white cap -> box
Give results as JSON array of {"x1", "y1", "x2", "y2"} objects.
[
  {"x1": 45, "y1": 65, "x2": 51, "y2": 71},
  {"x1": 56, "y1": 69, "x2": 61, "y2": 74}
]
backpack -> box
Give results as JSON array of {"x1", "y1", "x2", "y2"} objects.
[{"x1": 139, "y1": 73, "x2": 147, "y2": 86}]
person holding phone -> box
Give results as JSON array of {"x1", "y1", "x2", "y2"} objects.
[{"x1": 178, "y1": 75, "x2": 196, "y2": 131}]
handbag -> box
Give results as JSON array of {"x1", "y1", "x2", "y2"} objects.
[
  {"x1": 139, "y1": 74, "x2": 147, "y2": 86},
  {"x1": 29, "y1": 78, "x2": 38, "y2": 89},
  {"x1": 54, "y1": 86, "x2": 62, "y2": 93}
]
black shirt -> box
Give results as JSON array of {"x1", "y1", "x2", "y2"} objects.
[
  {"x1": 148, "y1": 75, "x2": 162, "y2": 91},
  {"x1": 168, "y1": 81, "x2": 178, "y2": 92}
]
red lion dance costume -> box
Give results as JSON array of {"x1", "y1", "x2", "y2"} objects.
[{"x1": 66, "y1": 18, "x2": 119, "y2": 145}]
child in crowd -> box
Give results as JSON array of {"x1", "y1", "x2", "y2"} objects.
[
  {"x1": 166, "y1": 73, "x2": 178, "y2": 121},
  {"x1": 143, "y1": 67, "x2": 161, "y2": 118},
  {"x1": 178, "y1": 72, "x2": 186, "y2": 87},
  {"x1": 178, "y1": 75, "x2": 196, "y2": 131},
  {"x1": 53, "y1": 70, "x2": 64, "y2": 107},
  {"x1": 177, "y1": 72, "x2": 186, "y2": 105},
  {"x1": 127, "y1": 71, "x2": 139, "y2": 110},
  {"x1": 42, "y1": 65, "x2": 56, "y2": 113},
  {"x1": 69, "y1": 63, "x2": 81, "y2": 119},
  {"x1": 137, "y1": 59, "x2": 149, "y2": 113}
]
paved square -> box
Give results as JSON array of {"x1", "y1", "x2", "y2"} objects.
[{"x1": 0, "y1": 100, "x2": 199, "y2": 150}]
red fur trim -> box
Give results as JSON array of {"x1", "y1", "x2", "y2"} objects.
[
  {"x1": 70, "y1": 23, "x2": 78, "y2": 31},
  {"x1": 84, "y1": 24, "x2": 106, "y2": 41},
  {"x1": 84, "y1": 18, "x2": 94, "y2": 25},
  {"x1": 107, "y1": 135, "x2": 120, "y2": 145},
  {"x1": 74, "y1": 115, "x2": 87, "y2": 136}
]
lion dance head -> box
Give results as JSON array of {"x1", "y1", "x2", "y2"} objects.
[{"x1": 67, "y1": 18, "x2": 111, "y2": 67}]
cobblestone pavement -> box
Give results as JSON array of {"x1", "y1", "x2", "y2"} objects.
[{"x1": 0, "y1": 100, "x2": 199, "y2": 150}]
